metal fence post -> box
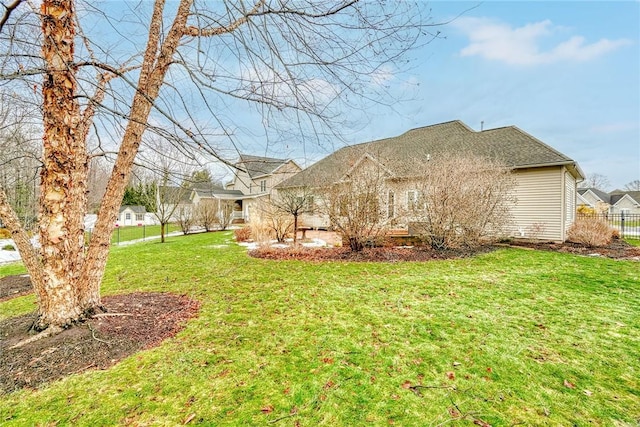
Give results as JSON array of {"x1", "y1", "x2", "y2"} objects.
[{"x1": 620, "y1": 211, "x2": 625, "y2": 238}]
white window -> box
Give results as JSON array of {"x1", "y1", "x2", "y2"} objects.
[
  {"x1": 136, "y1": 213, "x2": 144, "y2": 221},
  {"x1": 260, "y1": 180, "x2": 267, "y2": 192},
  {"x1": 125, "y1": 213, "x2": 131, "y2": 220},
  {"x1": 388, "y1": 191, "x2": 395, "y2": 219}
]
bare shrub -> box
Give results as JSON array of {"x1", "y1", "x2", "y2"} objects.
[
  {"x1": 249, "y1": 217, "x2": 280, "y2": 244},
  {"x1": 195, "y1": 200, "x2": 219, "y2": 232},
  {"x1": 254, "y1": 200, "x2": 293, "y2": 243},
  {"x1": 409, "y1": 155, "x2": 515, "y2": 250},
  {"x1": 567, "y1": 218, "x2": 613, "y2": 247},
  {"x1": 234, "y1": 227, "x2": 251, "y2": 243},
  {"x1": 176, "y1": 205, "x2": 194, "y2": 235},
  {"x1": 527, "y1": 222, "x2": 547, "y2": 240},
  {"x1": 319, "y1": 154, "x2": 393, "y2": 251},
  {"x1": 218, "y1": 201, "x2": 234, "y2": 231}
]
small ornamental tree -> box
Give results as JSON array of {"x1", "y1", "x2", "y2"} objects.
[{"x1": 270, "y1": 187, "x2": 315, "y2": 244}]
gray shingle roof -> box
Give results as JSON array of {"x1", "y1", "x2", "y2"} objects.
[
  {"x1": 279, "y1": 120, "x2": 582, "y2": 188},
  {"x1": 578, "y1": 188, "x2": 611, "y2": 204},
  {"x1": 238, "y1": 154, "x2": 289, "y2": 179},
  {"x1": 610, "y1": 191, "x2": 640, "y2": 205},
  {"x1": 119, "y1": 205, "x2": 146, "y2": 213}
]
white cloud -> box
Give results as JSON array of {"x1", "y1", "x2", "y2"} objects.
[
  {"x1": 455, "y1": 17, "x2": 632, "y2": 66},
  {"x1": 369, "y1": 65, "x2": 395, "y2": 87}
]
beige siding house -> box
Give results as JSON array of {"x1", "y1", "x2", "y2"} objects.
[
  {"x1": 221, "y1": 154, "x2": 302, "y2": 222},
  {"x1": 610, "y1": 191, "x2": 640, "y2": 214},
  {"x1": 278, "y1": 120, "x2": 584, "y2": 242}
]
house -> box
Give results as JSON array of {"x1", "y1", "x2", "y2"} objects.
[
  {"x1": 189, "y1": 187, "x2": 247, "y2": 223},
  {"x1": 577, "y1": 188, "x2": 611, "y2": 214},
  {"x1": 577, "y1": 188, "x2": 640, "y2": 215},
  {"x1": 117, "y1": 205, "x2": 148, "y2": 226},
  {"x1": 277, "y1": 120, "x2": 585, "y2": 242},
  {"x1": 223, "y1": 154, "x2": 302, "y2": 222},
  {"x1": 609, "y1": 190, "x2": 640, "y2": 215}
]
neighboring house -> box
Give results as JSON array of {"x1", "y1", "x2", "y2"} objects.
[
  {"x1": 577, "y1": 188, "x2": 640, "y2": 215},
  {"x1": 577, "y1": 188, "x2": 611, "y2": 213},
  {"x1": 609, "y1": 190, "x2": 640, "y2": 215},
  {"x1": 117, "y1": 205, "x2": 149, "y2": 226},
  {"x1": 190, "y1": 187, "x2": 247, "y2": 223},
  {"x1": 224, "y1": 154, "x2": 302, "y2": 222},
  {"x1": 278, "y1": 120, "x2": 585, "y2": 242}
]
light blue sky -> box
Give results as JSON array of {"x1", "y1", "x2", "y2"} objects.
[
  {"x1": 249, "y1": 1, "x2": 639, "y2": 190},
  {"x1": 306, "y1": 1, "x2": 640, "y2": 189},
  {"x1": 80, "y1": 1, "x2": 639, "y2": 190},
  {"x1": 411, "y1": 1, "x2": 639, "y2": 190}
]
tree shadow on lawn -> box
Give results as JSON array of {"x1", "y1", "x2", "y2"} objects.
[{"x1": 0, "y1": 291, "x2": 199, "y2": 394}]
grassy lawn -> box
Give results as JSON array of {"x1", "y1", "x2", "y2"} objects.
[
  {"x1": 626, "y1": 238, "x2": 640, "y2": 247},
  {"x1": 1, "y1": 232, "x2": 638, "y2": 426},
  {"x1": 85, "y1": 223, "x2": 180, "y2": 245}
]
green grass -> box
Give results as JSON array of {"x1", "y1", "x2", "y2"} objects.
[
  {"x1": 85, "y1": 223, "x2": 179, "y2": 245},
  {"x1": 1, "y1": 233, "x2": 638, "y2": 426},
  {"x1": 626, "y1": 238, "x2": 640, "y2": 247}
]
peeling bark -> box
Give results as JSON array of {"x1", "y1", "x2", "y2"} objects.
[
  {"x1": 79, "y1": 0, "x2": 193, "y2": 306},
  {"x1": 36, "y1": 0, "x2": 87, "y2": 329}
]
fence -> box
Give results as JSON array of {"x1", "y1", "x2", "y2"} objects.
[
  {"x1": 86, "y1": 223, "x2": 180, "y2": 246},
  {"x1": 577, "y1": 212, "x2": 640, "y2": 239}
]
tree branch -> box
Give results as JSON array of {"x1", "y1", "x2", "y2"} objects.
[
  {"x1": 0, "y1": 0, "x2": 23, "y2": 34},
  {"x1": 184, "y1": 0, "x2": 266, "y2": 37}
]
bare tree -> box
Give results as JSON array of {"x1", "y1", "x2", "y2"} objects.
[
  {"x1": 582, "y1": 173, "x2": 611, "y2": 191},
  {"x1": 139, "y1": 146, "x2": 196, "y2": 243},
  {"x1": 0, "y1": 91, "x2": 41, "y2": 229},
  {"x1": 319, "y1": 155, "x2": 392, "y2": 251},
  {"x1": 87, "y1": 156, "x2": 112, "y2": 214},
  {"x1": 623, "y1": 180, "x2": 640, "y2": 191},
  {"x1": 408, "y1": 155, "x2": 515, "y2": 249},
  {"x1": 0, "y1": 0, "x2": 432, "y2": 332},
  {"x1": 271, "y1": 187, "x2": 315, "y2": 244}
]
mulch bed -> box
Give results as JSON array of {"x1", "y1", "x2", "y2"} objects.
[
  {"x1": 506, "y1": 238, "x2": 640, "y2": 260},
  {"x1": 249, "y1": 240, "x2": 640, "y2": 262},
  {"x1": 0, "y1": 274, "x2": 32, "y2": 302},
  {"x1": 249, "y1": 245, "x2": 495, "y2": 262},
  {"x1": 0, "y1": 292, "x2": 200, "y2": 394}
]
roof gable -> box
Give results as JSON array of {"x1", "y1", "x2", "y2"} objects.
[
  {"x1": 610, "y1": 191, "x2": 640, "y2": 206},
  {"x1": 237, "y1": 154, "x2": 290, "y2": 179},
  {"x1": 577, "y1": 188, "x2": 611, "y2": 204},
  {"x1": 279, "y1": 120, "x2": 582, "y2": 188},
  {"x1": 120, "y1": 205, "x2": 146, "y2": 213}
]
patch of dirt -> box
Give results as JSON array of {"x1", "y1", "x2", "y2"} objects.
[
  {"x1": 249, "y1": 245, "x2": 495, "y2": 262},
  {"x1": 0, "y1": 292, "x2": 200, "y2": 394},
  {"x1": 0, "y1": 274, "x2": 32, "y2": 302},
  {"x1": 506, "y1": 238, "x2": 640, "y2": 260}
]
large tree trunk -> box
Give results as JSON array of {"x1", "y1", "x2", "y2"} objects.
[
  {"x1": 31, "y1": 0, "x2": 194, "y2": 330},
  {"x1": 78, "y1": 0, "x2": 193, "y2": 308},
  {"x1": 34, "y1": 0, "x2": 89, "y2": 330}
]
